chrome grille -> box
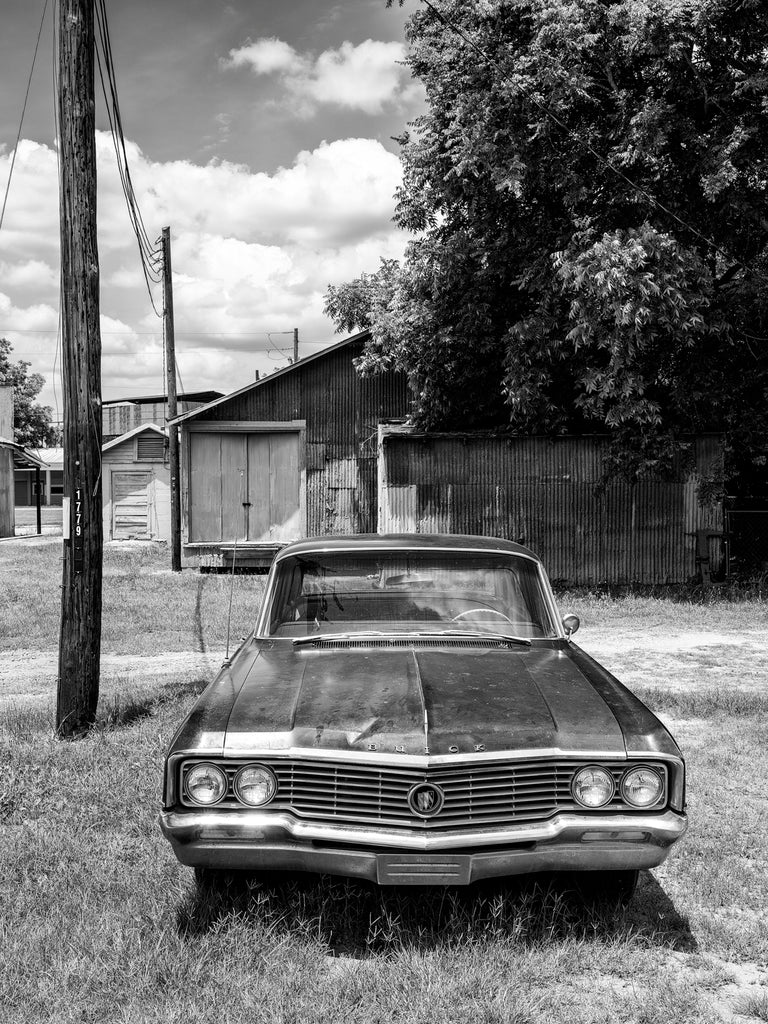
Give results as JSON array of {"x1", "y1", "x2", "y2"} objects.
[{"x1": 180, "y1": 759, "x2": 651, "y2": 830}]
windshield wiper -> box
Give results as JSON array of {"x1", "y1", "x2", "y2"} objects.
[
  {"x1": 292, "y1": 630, "x2": 394, "y2": 646},
  {"x1": 292, "y1": 629, "x2": 531, "y2": 647}
]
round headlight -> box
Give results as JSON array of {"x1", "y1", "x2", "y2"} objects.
[
  {"x1": 621, "y1": 766, "x2": 663, "y2": 807},
  {"x1": 572, "y1": 766, "x2": 615, "y2": 808},
  {"x1": 185, "y1": 763, "x2": 227, "y2": 806},
  {"x1": 234, "y1": 765, "x2": 277, "y2": 807}
]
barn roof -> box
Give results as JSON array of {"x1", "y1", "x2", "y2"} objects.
[
  {"x1": 102, "y1": 422, "x2": 166, "y2": 453},
  {"x1": 168, "y1": 330, "x2": 371, "y2": 426}
]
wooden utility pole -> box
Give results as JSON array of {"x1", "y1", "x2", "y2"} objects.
[
  {"x1": 162, "y1": 226, "x2": 181, "y2": 571},
  {"x1": 56, "y1": 0, "x2": 103, "y2": 737},
  {"x1": 293, "y1": 327, "x2": 299, "y2": 363}
]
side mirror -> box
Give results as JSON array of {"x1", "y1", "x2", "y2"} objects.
[{"x1": 562, "y1": 614, "x2": 580, "y2": 638}]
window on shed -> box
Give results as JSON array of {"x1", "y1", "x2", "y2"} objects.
[{"x1": 136, "y1": 432, "x2": 166, "y2": 461}]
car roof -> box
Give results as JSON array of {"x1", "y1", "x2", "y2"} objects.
[{"x1": 273, "y1": 534, "x2": 542, "y2": 563}]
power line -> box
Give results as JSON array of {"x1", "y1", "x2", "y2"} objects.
[
  {"x1": 418, "y1": 0, "x2": 768, "y2": 288},
  {"x1": 175, "y1": 357, "x2": 188, "y2": 397},
  {"x1": 8, "y1": 344, "x2": 324, "y2": 356},
  {"x1": 0, "y1": 0, "x2": 50, "y2": 235},
  {"x1": 1, "y1": 327, "x2": 305, "y2": 340},
  {"x1": 94, "y1": 0, "x2": 159, "y2": 266},
  {"x1": 266, "y1": 330, "x2": 295, "y2": 361},
  {"x1": 92, "y1": 0, "x2": 163, "y2": 315}
]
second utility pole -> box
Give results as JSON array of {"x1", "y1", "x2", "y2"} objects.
[{"x1": 162, "y1": 226, "x2": 181, "y2": 571}]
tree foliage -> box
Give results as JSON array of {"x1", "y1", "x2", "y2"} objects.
[
  {"x1": 325, "y1": 0, "x2": 768, "y2": 477},
  {"x1": 0, "y1": 339, "x2": 60, "y2": 448}
]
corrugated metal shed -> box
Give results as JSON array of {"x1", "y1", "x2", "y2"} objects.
[{"x1": 378, "y1": 427, "x2": 723, "y2": 584}]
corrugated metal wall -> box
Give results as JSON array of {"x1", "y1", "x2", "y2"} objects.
[
  {"x1": 201, "y1": 340, "x2": 409, "y2": 535},
  {"x1": 379, "y1": 430, "x2": 723, "y2": 584}
]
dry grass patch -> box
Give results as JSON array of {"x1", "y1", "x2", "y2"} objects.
[{"x1": 0, "y1": 539, "x2": 264, "y2": 656}]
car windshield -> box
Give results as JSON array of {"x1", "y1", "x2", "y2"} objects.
[{"x1": 266, "y1": 551, "x2": 558, "y2": 638}]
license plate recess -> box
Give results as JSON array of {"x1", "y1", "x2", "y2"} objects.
[{"x1": 376, "y1": 853, "x2": 471, "y2": 886}]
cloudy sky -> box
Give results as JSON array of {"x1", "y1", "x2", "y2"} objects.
[{"x1": 0, "y1": 0, "x2": 423, "y2": 418}]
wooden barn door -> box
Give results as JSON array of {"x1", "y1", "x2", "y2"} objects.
[
  {"x1": 112, "y1": 471, "x2": 152, "y2": 539},
  {"x1": 246, "y1": 433, "x2": 300, "y2": 542},
  {"x1": 188, "y1": 430, "x2": 301, "y2": 543}
]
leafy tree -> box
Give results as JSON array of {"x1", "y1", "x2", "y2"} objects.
[
  {"x1": 325, "y1": 0, "x2": 768, "y2": 478},
  {"x1": 0, "y1": 338, "x2": 60, "y2": 448}
]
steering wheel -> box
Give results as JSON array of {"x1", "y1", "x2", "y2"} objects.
[{"x1": 451, "y1": 608, "x2": 515, "y2": 625}]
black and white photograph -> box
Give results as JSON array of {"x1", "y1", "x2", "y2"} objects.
[{"x1": 1, "y1": 1, "x2": 767, "y2": 1021}]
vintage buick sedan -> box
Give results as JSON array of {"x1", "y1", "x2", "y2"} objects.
[{"x1": 160, "y1": 535, "x2": 687, "y2": 898}]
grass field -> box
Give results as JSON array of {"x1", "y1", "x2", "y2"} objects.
[{"x1": 1, "y1": 539, "x2": 767, "y2": 1023}]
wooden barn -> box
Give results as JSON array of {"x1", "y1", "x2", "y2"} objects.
[
  {"x1": 172, "y1": 331, "x2": 409, "y2": 567},
  {"x1": 101, "y1": 423, "x2": 171, "y2": 541}
]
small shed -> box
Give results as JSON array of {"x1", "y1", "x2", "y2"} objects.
[
  {"x1": 172, "y1": 331, "x2": 409, "y2": 567},
  {"x1": 102, "y1": 423, "x2": 170, "y2": 541}
]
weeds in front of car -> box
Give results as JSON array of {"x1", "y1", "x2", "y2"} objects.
[
  {"x1": 736, "y1": 989, "x2": 768, "y2": 1022},
  {"x1": 178, "y1": 872, "x2": 655, "y2": 954}
]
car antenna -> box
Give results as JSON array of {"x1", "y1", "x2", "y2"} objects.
[{"x1": 224, "y1": 470, "x2": 245, "y2": 665}]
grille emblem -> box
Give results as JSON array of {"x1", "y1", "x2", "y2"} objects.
[{"x1": 408, "y1": 782, "x2": 445, "y2": 818}]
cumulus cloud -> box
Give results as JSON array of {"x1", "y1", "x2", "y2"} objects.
[
  {"x1": 111, "y1": 135, "x2": 403, "y2": 248},
  {"x1": 0, "y1": 131, "x2": 409, "y2": 407},
  {"x1": 222, "y1": 37, "x2": 417, "y2": 115},
  {"x1": 0, "y1": 259, "x2": 57, "y2": 292},
  {"x1": 225, "y1": 37, "x2": 299, "y2": 75},
  {"x1": 0, "y1": 290, "x2": 58, "y2": 333},
  {"x1": 0, "y1": 141, "x2": 59, "y2": 260}
]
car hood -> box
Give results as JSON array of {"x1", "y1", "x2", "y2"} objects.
[{"x1": 217, "y1": 643, "x2": 627, "y2": 757}]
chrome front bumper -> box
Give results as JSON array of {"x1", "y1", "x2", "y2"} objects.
[{"x1": 159, "y1": 808, "x2": 688, "y2": 885}]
